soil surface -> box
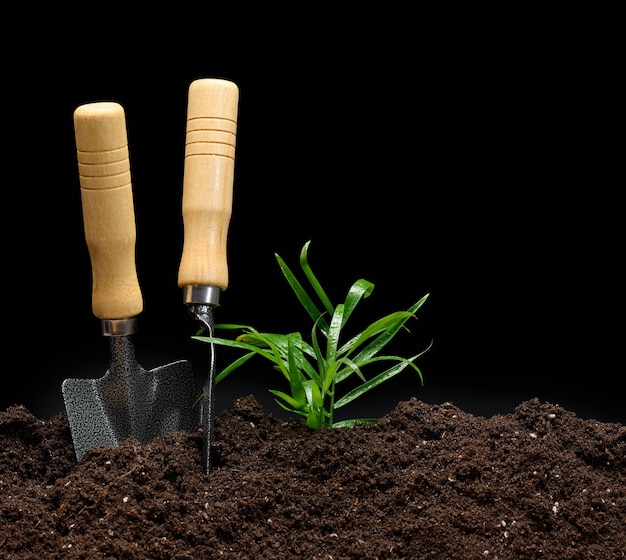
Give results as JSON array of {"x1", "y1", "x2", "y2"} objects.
[{"x1": 1, "y1": 395, "x2": 625, "y2": 560}]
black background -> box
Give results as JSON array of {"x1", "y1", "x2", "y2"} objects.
[{"x1": 3, "y1": 11, "x2": 622, "y2": 424}]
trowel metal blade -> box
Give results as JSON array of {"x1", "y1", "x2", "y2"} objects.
[{"x1": 62, "y1": 336, "x2": 198, "y2": 460}]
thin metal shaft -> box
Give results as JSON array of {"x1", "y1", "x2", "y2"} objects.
[{"x1": 188, "y1": 303, "x2": 216, "y2": 475}]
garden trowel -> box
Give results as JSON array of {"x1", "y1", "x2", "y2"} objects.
[
  {"x1": 62, "y1": 101, "x2": 198, "y2": 461},
  {"x1": 178, "y1": 78, "x2": 239, "y2": 474}
]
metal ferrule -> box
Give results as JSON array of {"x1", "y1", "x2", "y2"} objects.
[
  {"x1": 182, "y1": 285, "x2": 221, "y2": 307},
  {"x1": 101, "y1": 317, "x2": 139, "y2": 337}
]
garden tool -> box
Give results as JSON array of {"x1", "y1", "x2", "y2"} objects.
[
  {"x1": 62, "y1": 102, "x2": 198, "y2": 461},
  {"x1": 178, "y1": 78, "x2": 239, "y2": 474}
]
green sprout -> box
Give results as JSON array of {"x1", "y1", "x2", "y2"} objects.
[{"x1": 195, "y1": 240, "x2": 431, "y2": 429}]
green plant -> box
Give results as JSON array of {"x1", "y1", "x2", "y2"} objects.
[{"x1": 195, "y1": 240, "x2": 431, "y2": 429}]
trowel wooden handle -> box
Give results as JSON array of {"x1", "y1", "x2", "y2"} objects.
[
  {"x1": 73, "y1": 102, "x2": 143, "y2": 320},
  {"x1": 177, "y1": 78, "x2": 239, "y2": 291}
]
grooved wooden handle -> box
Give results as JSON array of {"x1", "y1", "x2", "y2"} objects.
[
  {"x1": 73, "y1": 102, "x2": 143, "y2": 320},
  {"x1": 177, "y1": 78, "x2": 239, "y2": 290}
]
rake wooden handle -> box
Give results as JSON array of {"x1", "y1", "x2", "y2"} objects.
[
  {"x1": 177, "y1": 78, "x2": 239, "y2": 293},
  {"x1": 73, "y1": 102, "x2": 143, "y2": 320}
]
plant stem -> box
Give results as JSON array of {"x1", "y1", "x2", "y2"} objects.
[{"x1": 328, "y1": 380, "x2": 336, "y2": 427}]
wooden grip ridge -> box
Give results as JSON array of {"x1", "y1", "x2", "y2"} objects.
[
  {"x1": 73, "y1": 102, "x2": 143, "y2": 320},
  {"x1": 177, "y1": 78, "x2": 239, "y2": 290}
]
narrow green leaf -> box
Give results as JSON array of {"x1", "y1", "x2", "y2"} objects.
[
  {"x1": 337, "y1": 311, "x2": 414, "y2": 358},
  {"x1": 333, "y1": 356, "x2": 366, "y2": 385},
  {"x1": 332, "y1": 418, "x2": 378, "y2": 428},
  {"x1": 335, "y1": 355, "x2": 425, "y2": 409},
  {"x1": 310, "y1": 380, "x2": 324, "y2": 408},
  {"x1": 214, "y1": 351, "x2": 257, "y2": 384},
  {"x1": 310, "y1": 319, "x2": 327, "y2": 376},
  {"x1": 342, "y1": 278, "x2": 374, "y2": 326},
  {"x1": 268, "y1": 389, "x2": 306, "y2": 411},
  {"x1": 299, "y1": 240, "x2": 334, "y2": 316},
  {"x1": 214, "y1": 323, "x2": 256, "y2": 330},
  {"x1": 270, "y1": 393, "x2": 310, "y2": 419},
  {"x1": 275, "y1": 251, "x2": 330, "y2": 334},
  {"x1": 322, "y1": 361, "x2": 340, "y2": 394},
  {"x1": 326, "y1": 304, "x2": 344, "y2": 365},
  {"x1": 192, "y1": 335, "x2": 278, "y2": 364},
  {"x1": 343, "y1": 294, "x2": 429, "y2": 363}
]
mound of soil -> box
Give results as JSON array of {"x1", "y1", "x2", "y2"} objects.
[{"x1": 1, "y1": 395, "x2": 625, "y2": 559}]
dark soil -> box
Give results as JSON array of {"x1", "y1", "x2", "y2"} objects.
[{"x1": 1, "y1": 396, "x2": 625, "y2": 560}]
